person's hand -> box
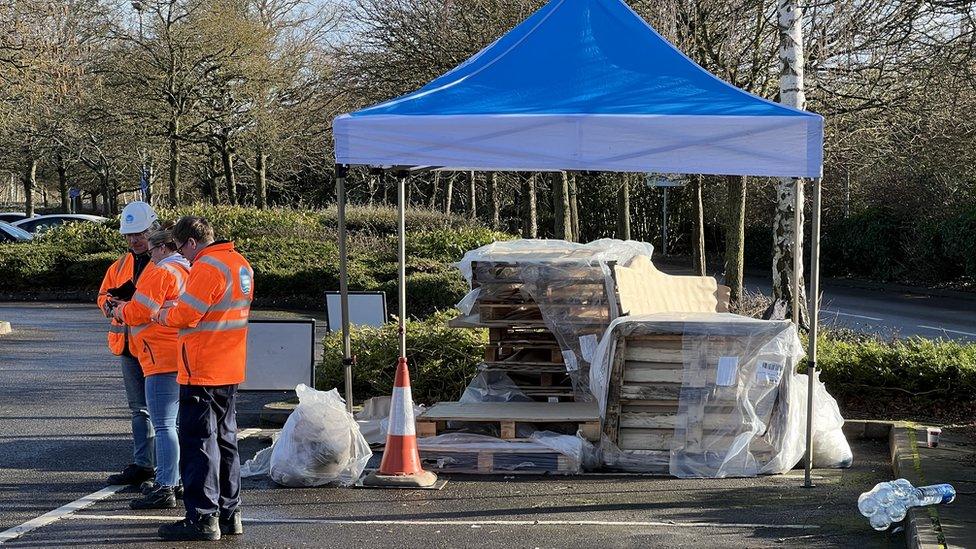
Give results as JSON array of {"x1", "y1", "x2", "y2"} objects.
[{"x1": 111, "y1": 301, "x2": 127, "y2": 322}]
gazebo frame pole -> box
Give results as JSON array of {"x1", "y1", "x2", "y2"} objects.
[
  {"x1": 791, "y1": 178, "x2": 803, "y2": 326},
  {"x1": 397, "y1": 171, "x2": 408, "y2": 358},
  {"x1": 804, "y1": 177, "x2": 822, "y2": 488},
  {"x1": 336, "y1": 164, "x2": 354, "y2": 412}
]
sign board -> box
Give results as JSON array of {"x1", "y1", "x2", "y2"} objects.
[
  {"x1": 241, "y1": 319, "x2": 315, "y2": 391},
  {"x1": 324, "y1": 291, "x2": 388, "y2": 332},
  {"x1": 68, "y1": 187, "x2": 81, "y2": 199},
  {"x1": 645, "y1": 174, "x2": 689, "y2": 188}
]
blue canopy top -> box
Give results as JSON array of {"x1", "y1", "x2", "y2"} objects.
[
  {"x1": 350, "y1": 0, "x2": 815, "y2": 119},
  {"x1": 335, "y1": 0, "x2": 823, "y2": 177}
]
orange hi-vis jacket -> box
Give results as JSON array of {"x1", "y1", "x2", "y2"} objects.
[
  {"x1": 156, "y1": 241, "x2": 254, "y2": 386},
  {"x1": 120, "y1": 256, "x2": 191, "y2": 377},
  {"x1": 98, "y1": 253, "x2": 136, "y2": 355}
]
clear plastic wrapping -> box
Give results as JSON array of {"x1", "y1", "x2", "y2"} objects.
[
  {"x1": 454, "y1": 239, "x2": 654, "y2": 398},
  {"x1": 590, "y1": 313, "x2": 827, "y2": 477},
  {"x1": 417, "y1": 431, "x2": 586, "y2": 474},
  {"x1": 268, "y1": 385, "x2": 372, "y2": 487}
]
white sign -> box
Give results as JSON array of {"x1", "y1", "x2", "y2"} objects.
[
  {"x1": 325, "y1": 291, "x2": 388, "y2": 332},
  {"x1": 242, "y1": 320, "x2": 315, "y2": 391}
]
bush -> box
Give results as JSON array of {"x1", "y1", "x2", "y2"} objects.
[
  {"x1": 377, "y1": 269, "x2": 469, "y2": 319},
  {"x1": 821, "y1": 207, "x2": 906, "y2": 281},
  {"x1": 804, "y1": 331, "x2": 976, "y2": 401},
  {"x1": 318, "y1": 310, "x2": 487, "y2": 404}
]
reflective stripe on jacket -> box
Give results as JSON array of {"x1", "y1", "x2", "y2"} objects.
[
  {"x1": 121, "y1": 256, "x2": 191, "y2": 376},
  {"x1": 97, "y1": 253, "x2": 134, "y2": 356},
  {"x1": 156, "y1": 242, "x2": 253, "y2": 386}
]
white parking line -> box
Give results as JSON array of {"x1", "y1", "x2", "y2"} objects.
[
  {"x1": 0, "y1": 486, "x2": 125, "y2": 544},
  {"x1": 822, "y1": 310, "x2": 883, "y2": 322},
  {"x1": 0, "y1": 428, "x2": 260, "y2": 545},
  {"x1": 918, "y1": 325, "x2": 976, "y2": 337},
  {"x1": 65, "y1": 513, "x2": 819, "y2": 530}
]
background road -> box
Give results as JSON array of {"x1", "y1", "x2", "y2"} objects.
[
  {"x1": 0, "y1": 302, "x2": 904, "y2": 548},
  {"x1": 658, "y1": 258, "x2": 976, "y2": 341}
]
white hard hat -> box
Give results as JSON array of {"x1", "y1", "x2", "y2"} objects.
[{"x1": 119, "y1": 201, "x2": 158, "y2": 234}]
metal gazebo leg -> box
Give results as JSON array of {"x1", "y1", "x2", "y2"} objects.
[
  {"x1": 791, "y1": 178, "x2": 804, "y2": 326},
  {"x1": 336, "y1": 164, "x2": 354, "y2": 413},
  {"x1": 397, "y1": 171, "x2": 407, "y2": 358},
  {"x1": 804, "y1": 177, "x2": 823, "y2": 488}
]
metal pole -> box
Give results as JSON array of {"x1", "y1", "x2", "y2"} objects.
[
  {"x1": 804, "y1": 178, "x2": 822, "y2": 488},
  {"x1": 662, "y1": 187, "x2": 668, "y2": 256},
  {"x1": 791, "y1": 178, "x2": 803, "y2": 326},
  {"x1": 337, "y1": 165, "x2": 354, "y2": 412},
  {"x1": 397, "y1": 172, "x2": 407, "y2": 358}
]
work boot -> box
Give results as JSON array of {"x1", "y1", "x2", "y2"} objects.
[
  {"x1": 106, "y1": 464, "x2": 154, "y2": 486},
  {"x1": 158, "y1": 514, "x2": 220, "y2": 541},
  {"x1": 130, "y1": 484, "x2": 177, "y2": 509},
  {"x1": 219, "y1": 508, "x2": 243, "y2": 535},
  {"x1": 140, "y1": 481, "x2": 183, "y2": 499}
]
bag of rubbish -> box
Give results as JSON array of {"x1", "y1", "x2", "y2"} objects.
[
  {"x1": 269, "y1": 385, "x2": 372, "y2": 487},
  {"x1": 794, "y1": 373, "x2": 853, "y2": 468},
  {"x1": 241, "y1": 432, "x2": 279, "y2": 478}
]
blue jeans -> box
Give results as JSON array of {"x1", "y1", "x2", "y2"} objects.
[
  {"x1": 146, "y1": 373, "x2": 180, "y2": 486},
  {"x1": 120, "y1": 354, "x2": 154, "y2": 468}
]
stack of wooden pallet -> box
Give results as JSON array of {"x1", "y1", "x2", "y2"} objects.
[
  {"x1": 450, "y1": 259, "x2": 614, "y2": 401},
  {"x1": 600, "y1": 317, "x2": 792, "y2": 475}
]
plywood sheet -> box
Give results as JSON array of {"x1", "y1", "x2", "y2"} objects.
[{"x1": 615, "y1": 256, "x2": 730, "y2": 315}]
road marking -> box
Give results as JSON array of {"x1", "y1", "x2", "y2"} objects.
[
  {"x1": 0, "y1": 486, "x2": 125, "y2": 544},
  {"x1": 65, "y1": 514, "x2": 819, "y2": 530},
  {"x1": 918, "y1": 325, "x2": 976, "y2": 337},
  {"x1": 822, "y1": 310, "x2": 883, "y2": 322},
  {"x1": 0, "y1": 428, "x2": 260, "y2": 545}
]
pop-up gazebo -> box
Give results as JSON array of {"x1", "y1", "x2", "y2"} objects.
[{"x1": 333, "y1": 0, "x2": 825, "y2": 485}]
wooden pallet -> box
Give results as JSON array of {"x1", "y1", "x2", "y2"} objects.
[
  {"x1": 603, "y1": 328, "x2": 788, "y2": 459},
  {"x1": 417, "y1": 401, "x2": 601, "y2": 441},
  {"x1": 420, "y1": 447, "x2": 580, "y2": 475}
]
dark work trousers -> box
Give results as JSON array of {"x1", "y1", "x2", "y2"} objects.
[{"x1": 178, "y1": 384, "x2": 240, "y2": 521}]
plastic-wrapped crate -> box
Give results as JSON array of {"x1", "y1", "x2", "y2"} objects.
[{"x1": 590, "y1": 313, "x2": 807, "y2": 477}]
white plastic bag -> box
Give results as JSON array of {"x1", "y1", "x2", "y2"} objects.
[
  {"x1": 808, "y1": 375, "x2": 854, "y2": 468},
  {"x1": 269, "y1": 385, "x2": 372, "y2": 487}
]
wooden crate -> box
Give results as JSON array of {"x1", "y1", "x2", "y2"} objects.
[{"x1": 420, "y1": 447, "x2": 580, "y2": 475}]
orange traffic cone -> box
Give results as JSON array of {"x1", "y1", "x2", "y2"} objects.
[{"x1": 363, "y1": 357, "x2": 438, "y2": 488}]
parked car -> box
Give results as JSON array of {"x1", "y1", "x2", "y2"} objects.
[
  {"x1": 0, "y1": 212, "x2": 37, "y2": 223},
  {"x1": 0, "y1": 221, "x2": 33, "y2": 242},
  {"x1": 12, "y1": 214, "x2": 108, "y2": 233}
]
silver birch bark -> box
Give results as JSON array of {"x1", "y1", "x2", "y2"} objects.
[{"x1": 769, "y1": 0, "x2": 808, "y2": 325}]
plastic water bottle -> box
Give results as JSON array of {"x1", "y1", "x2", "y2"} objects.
[{"x1": 858, "y1": 479, "x2": 956, "y2": 531}]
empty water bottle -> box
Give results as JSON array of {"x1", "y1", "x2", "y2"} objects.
[{"x1": 858, "y1": 479, "x2": 955, "y2": 531}]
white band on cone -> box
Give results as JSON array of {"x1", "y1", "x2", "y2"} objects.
[{"x1": 389, "y1": 386, "x2": 416, "y2": 436}]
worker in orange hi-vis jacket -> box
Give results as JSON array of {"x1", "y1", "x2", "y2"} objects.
[
  {"x1": 98, "y1": 201, "x2": 159, "y2": 488},
  {"x1": 113, "y1": 225, "x2": 191, "y2": 511},
  {"x1": 154, "y1": 216, "x2": 253, "y2": 543}
]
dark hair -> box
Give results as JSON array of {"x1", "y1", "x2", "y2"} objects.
[{"x1": 172, "y1": 216, "x2": 215, "y2": 245}]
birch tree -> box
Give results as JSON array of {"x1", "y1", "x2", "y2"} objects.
[{"x1": 768, "y1": 0, "x2": 807, "y2": 324}]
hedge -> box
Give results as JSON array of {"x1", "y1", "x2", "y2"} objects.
[
  {"x1": 320, "y1": 320, "x2": 976, "y2": 405},
  {"x1": 0, "y1": 205, "x2": 511, "y2": 315},
  {"x1": 318, "y1": 310, "x2": 487, "y2": 404}
]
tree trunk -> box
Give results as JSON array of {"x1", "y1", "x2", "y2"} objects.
[
  {"x1": 168, "y1": 117, "x2": 180, "y2": 206},
  {"x1": 222, "y1": 145, "x2": 237, "y2": 206},
  {"x1": 23, "y1": 155, "x2": 37, "y2": 218},
  {"x1": 569, "y1": 172, "x2": 580, "y2": 242},
  {"x1": 42, "y1": 185, "x2": 49, "y2": 208},
  {"x1": 207, "y1": 153, "x2": 221, "y2": 205},
  {"x1": 57, "y1": 161, "x2": 69, "y2": 213},
  {"x1": 489, "y1": 172, "x2": 500, "y2": 229},
  {"x1": 100, "y1": 173, "x2": 111, "y2": 216},
  {"x1": 444, "y1": 173, "x2": 453, "y2": 214},
  {"x1": 430, "y1": 172, "x2": 440, "y2": 209},
  {"x1": 770, "y1": 0, "x2": 808, "y2": 325},
  {"x1": 725, "y1": 175, "x2": 746, "y2": 305},
  {"x1": 522, "y1": 174, "x2": 538, "y2": 238},
  {"x1": 616, "y1": 174, "x2": 631, "y2": 240},
  {"x1": 691, "y1": 174, "x2": 706, "y2": 276},
  {"x1": 468, "y1": 171, "x2": 477, "y2": 219},
  {"x1": 255, "y1": 148, "x2": 267, "y2": 209},
  {"x1": 553, "y1": 172, "x2": 566, "y2": 239}
]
